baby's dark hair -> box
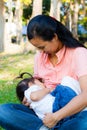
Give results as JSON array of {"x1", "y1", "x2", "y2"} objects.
[{"x1": 16, "y1": 72, "x2": 34, "y2": 102}]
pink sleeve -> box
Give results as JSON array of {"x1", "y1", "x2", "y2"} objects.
[{"x1": 74, "y1": 47, "x2": 87, "y2": 77}]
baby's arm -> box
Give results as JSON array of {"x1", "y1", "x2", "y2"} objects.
[
  {"x1": 25, "y1": 79, "x2": 53, "y2": 102},
  {"x1": 30, "y1": 87, "x2": 50, "y2": 101}
]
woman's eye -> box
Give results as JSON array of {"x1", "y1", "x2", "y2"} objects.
[{"x1": 38, "y1": 46, "x2": 44, "y2": 50}]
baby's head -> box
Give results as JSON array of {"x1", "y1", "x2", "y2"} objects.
[{"x1": 16, "y1": 72, "x2": 34, "y2": 102}]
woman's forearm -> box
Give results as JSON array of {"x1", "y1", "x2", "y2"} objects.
[{"x1": 54, "y1": 93, "x2": 87, "y2": 122}]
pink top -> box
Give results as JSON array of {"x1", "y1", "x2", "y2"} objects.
[{"x1": 34, "y1": 46, "x2": 87, "y2": 89}]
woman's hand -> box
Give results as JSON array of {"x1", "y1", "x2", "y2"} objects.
[{"x1": 43, "y1": 113, "x2": 58, "y2": 128}]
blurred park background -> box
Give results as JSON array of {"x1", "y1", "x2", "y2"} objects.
[
  {"x1": 0, "y1": 0, "x2": 87, "y2": 54},
  {"x1": 0, "y1": 0, "x2": 87, "y2": 107}
]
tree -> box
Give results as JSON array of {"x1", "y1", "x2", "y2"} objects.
[
  {"x1": 0, "y1": 0, "x2": 5, "y2": 52},
  {"x1": 42, "y1": 0, "x2": 50, "y2": 15},
  {"x1": 50, "y1": 0, "x2": 61, "y2": 20},
  {"x1": 31, "y1": 0, "x2": 43, "y2": 17},
  {"x1": 15, "y1": 0, "x2": 22, "y2": 44},
  {"x1": 61, "y1": 1, "x2": 72, "y2": 31},
  {"x1": 72, "y1": 0, "x2": 79, "y2": 38},
  {"x1": 61, "y1": 0, "x2": 79, "y2": 38},
  {"x1": 20, "y1": 0, "x2": 32, "y2": 5}
]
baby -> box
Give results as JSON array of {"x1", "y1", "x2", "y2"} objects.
[{"x1": 16, "y1": 72, "x2": 80, "y2": 120}]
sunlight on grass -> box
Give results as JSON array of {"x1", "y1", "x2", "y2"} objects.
[
  {"x1": 0, "y1": 52, "x2": 35, "y2": 130},
  {"x1": 0, "y1": 127, "x2": 4, "y2": 130},
  {"x1": 0, "y1": 53, "x2": 34, "y2": 80},
  {"x1": 0, "y1": 52, "x2": 34, "y2": 104}
]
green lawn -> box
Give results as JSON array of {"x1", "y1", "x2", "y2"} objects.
[
  {"x1": 0, "y1": 52, "x2": 35, "y2": 129},
  {"x1": 0, "y1": 52, "x2": 34, "y2": 104}
]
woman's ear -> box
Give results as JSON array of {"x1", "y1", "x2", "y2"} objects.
[{"x1": 53, "y1": 33, "x2": 58, "y2": 41}]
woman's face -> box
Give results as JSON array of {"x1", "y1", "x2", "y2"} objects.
[{"x1": 30, "y1": 34, "x2": 63, "y2": 55}]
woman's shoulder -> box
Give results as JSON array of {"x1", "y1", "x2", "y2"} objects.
[
  {"x1": 75, "y1": 47, "x2": 87, "y2": 51},
  {"x1": 66, "y1": 47, "x2": 87, "y2": 56},
  {"x1": 73, "y1": 47, "x2": 87, "y2": 57},
  {"x1": 74, "y1": 47, "x2": 87, "y2": 52},
  {"x1": 72, "y1": 47, "x2": 87, "y2": 70},
  {"x1": 65, "y1": 47, "x2": 87, "y2": 65}
]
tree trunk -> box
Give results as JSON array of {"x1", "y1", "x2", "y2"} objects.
[
  {"x1": 81, "y1": 0, "x2": 86, "y2": 16},
  {"x1": 65, "y1": 6, "x2": 72, "y2": 31},
  {"x1": 72, "y1": 0, "x2": 79, "y2": 39},
  {"x1": 0, "y1": 0, "x2": 5, "y2": 52},
  {"x1": 69, "y1": 1, "x2": 73, "y2": 32},
  {"x1": 50, "y1": 0, "x2": 61, "y2": 21},
  {"x1": 57, "y1": 0, "x2": 61, "y2": 21},
  {"x1": 15, "y1": 0, "x2": 22, "y2": 44},
  {"x1": 31, "y1": 0, "x2": 43, "y2": 17}
]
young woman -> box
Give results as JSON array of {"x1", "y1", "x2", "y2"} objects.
[{"x1": 0, "y1": 15, "x2": 87, "y2": 130}]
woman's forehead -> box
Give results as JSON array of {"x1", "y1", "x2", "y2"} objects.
[{"x1": 30, "y1": 37, "x2": 46, "y2": 46}]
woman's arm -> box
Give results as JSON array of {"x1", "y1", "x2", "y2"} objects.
[{"x1": 43, "y1": 75, "x2": 87, "y2": 128}]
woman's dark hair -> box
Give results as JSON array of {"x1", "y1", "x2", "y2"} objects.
[
  {"x1": 16, "y1": 72, "x2": 34, "y2": 102},
  {"x1": 27, "y1": 15, "x2": 85, "y2": 48}
]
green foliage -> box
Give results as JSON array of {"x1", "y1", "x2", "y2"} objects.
[
  {"x1": 0, "y1": 127, "x2": 4, "y2": 130},
  {"x1": 78, "y1": 17, "x2": 87, "y2": 43},
  {"x1": 78, "y1": 17, "x2": 87, "y2": 30},
  {"x1": 22, "y1": 0, "x2": 51, "y2": 20},
  {"x1": 62, "y1": 0, "x2": 70, "y2": 2},
  {"x1": 42, "y1": 0, "x2": 51, "y2": 15},
  {"x1": 22, "y1": 4, "x2": 32, "y2": 20},
  {"x1": 20, "y1": 0, "x2": 32, "y2": 6}
]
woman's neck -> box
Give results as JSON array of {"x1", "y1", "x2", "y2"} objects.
[
  {"x1": 48, "y1": 45, "x2": 64, "y2": 66},
  {"x1": 48, "y1": 54, "x2": 58, "y2": 67}
]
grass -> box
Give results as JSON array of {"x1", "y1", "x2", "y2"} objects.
[
  {"x1": 0, "y1": 52, "x2": 34, "y2": 104},
  {"x1": 0, "y1": 52, "x2": 35, "y2": 130}
]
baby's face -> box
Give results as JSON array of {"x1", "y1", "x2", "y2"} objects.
[
  {"x1": 28, "y1": 79, "x2": 41, "y2": 87},
  {"x1": 28, "y1": 79, "x2": 45, "y2": 88},
  {"x1": 34, "y1": 79, "x2": 42, "y2": 85},
  {"x1": 28, "y1": 81, "x2": 34, "y2": 87},
  {"x1": 34, "y1": 79, "x2": 45, "y2": 88}
]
